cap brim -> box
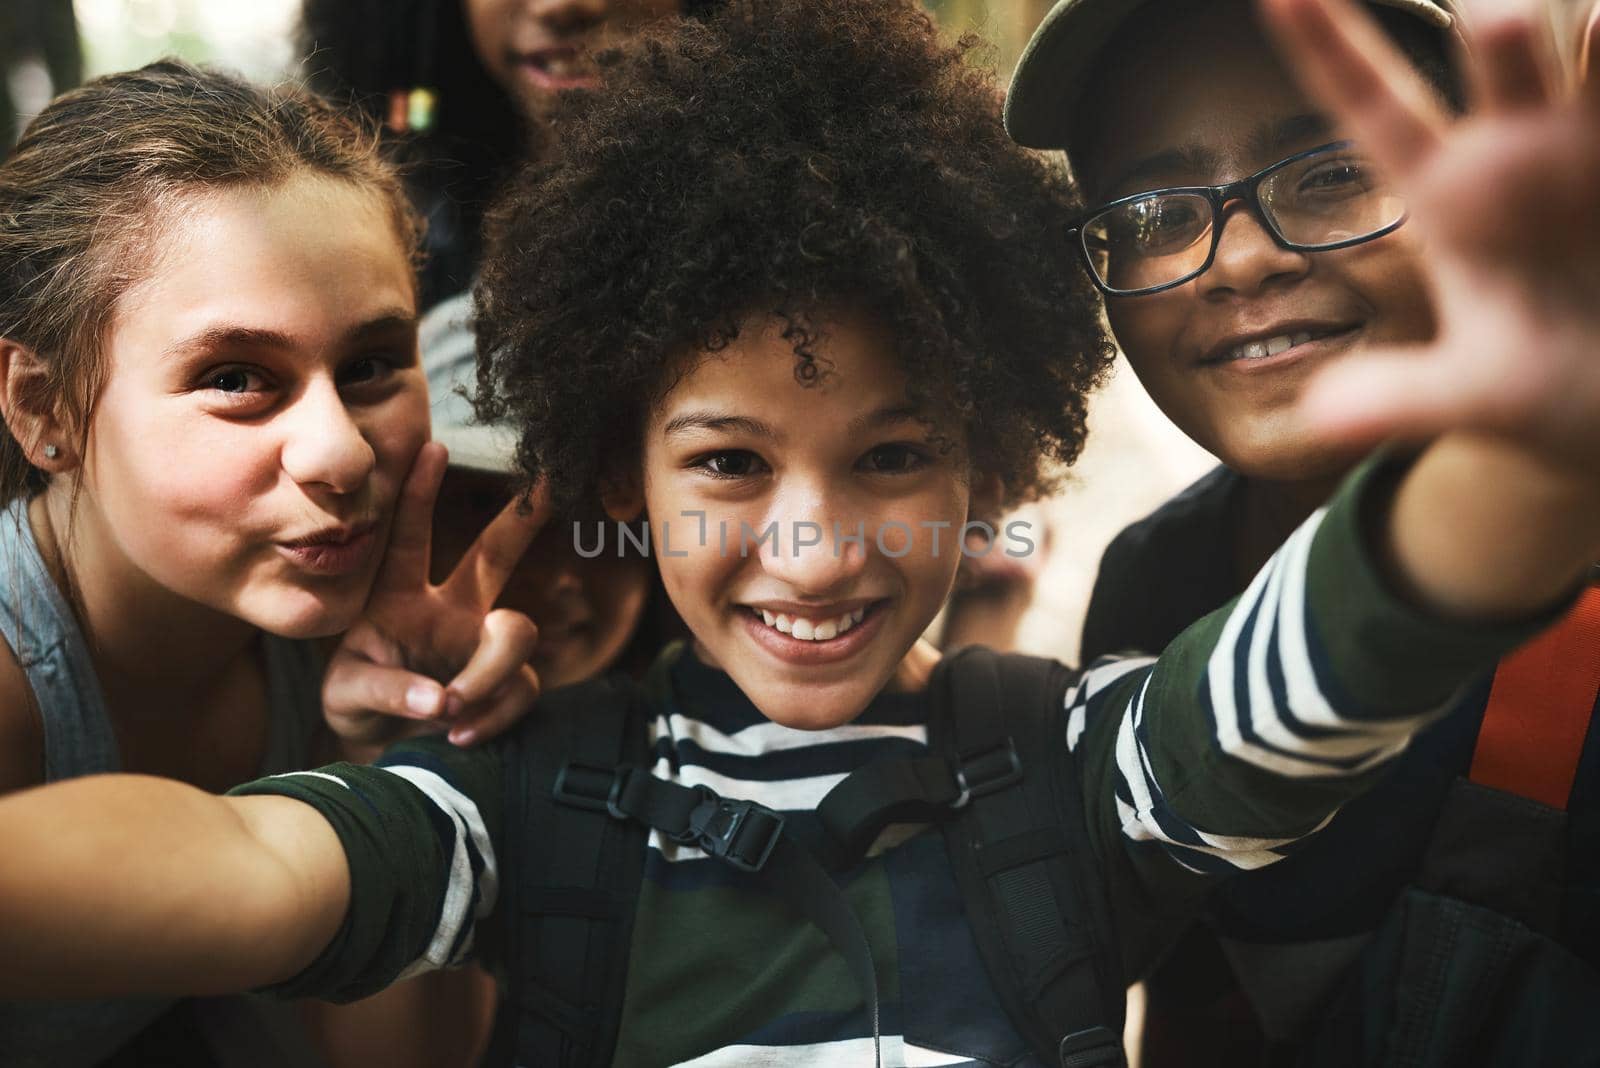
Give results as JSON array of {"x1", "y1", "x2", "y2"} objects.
[
  {"x1": 1005, "y1": 0, "x2": 1158, "y2": 150},
  {"x1": 1005, "y1": 0, "x2": 1457, "y2": 152}
]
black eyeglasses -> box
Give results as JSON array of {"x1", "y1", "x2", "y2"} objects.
[{"x1": 1071, "y1": 141, "x2": 1408, "y2": 297}]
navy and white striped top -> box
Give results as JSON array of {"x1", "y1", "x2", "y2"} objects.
[{"x1": 240, "y1": 460, "x2": 1549, "y2": 1066}]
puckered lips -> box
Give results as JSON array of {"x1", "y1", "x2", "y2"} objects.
[{"x1": 277, "y1": 519, "x2": 379, "y2": 577}]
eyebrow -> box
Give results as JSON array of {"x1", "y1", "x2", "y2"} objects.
[
  {"x1": 1100, "y1": 113, "x2": 1335, "y2": 200},
  {"x1": 661, "y1": 403, "x2": 926, "y2": 440},
  {"x1": 1102, "y1": 145, "x2": 1218, "y2": 200},
  {"x1": 162, "y1": 310, "x2": 417, "y2": 362},
  {"x1": 1246, "y1": 113, "x2": 1334, "y2": 159}
]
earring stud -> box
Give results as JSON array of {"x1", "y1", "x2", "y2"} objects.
[{"x1": 42, "y1": 445, "x2": 59, "y2": 460}]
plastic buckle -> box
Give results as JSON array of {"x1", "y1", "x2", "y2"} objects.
[
  {"x1": 676, "y1": 786, "x2": 785, "y2": 872},
  {"x1": 951, "y1": 739, "x2": 1023, "y2": 808},
  {"x1": 1058, "y1": 1027, "x2": 1126, "y2": 1068},
  {"x1": 552, "y1": 762, "x2": 634, "y2": 820}
]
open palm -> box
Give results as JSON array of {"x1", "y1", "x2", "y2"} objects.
[{"x1": 1264, "y1": 0, "x2": 1600, "y2": 472}]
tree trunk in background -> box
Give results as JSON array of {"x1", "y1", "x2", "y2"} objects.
[{"x1": 2, "y1": 0, "x2": 83, "y2": 150}]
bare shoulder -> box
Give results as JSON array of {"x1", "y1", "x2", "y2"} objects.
[{"x1": 0, "y1": 637, "x2": 45, "y2": 794}]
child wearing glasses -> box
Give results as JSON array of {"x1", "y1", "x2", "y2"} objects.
[
  {"x1": 1007, "y1": 0, "x2": 1600, "y2": 1062},
  {"x1": 0, "y1": 2, "x2": 1597, "y2": 1066}
]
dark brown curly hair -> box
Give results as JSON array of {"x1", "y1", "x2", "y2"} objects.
[{"x1": 472, "y1": 0, "x2": 1114, "y2": 519}]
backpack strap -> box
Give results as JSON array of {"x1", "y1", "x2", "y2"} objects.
[
  {"x1": 933, "y1": 647, "x2": 1127, "y2": 1068},
  {"x1": 496, "y1": 672, "x2": 651, "y2": 1068},
  {"x1": 553, "y1": 758, "x2": 884, "y2": 1067},
  {"x1": 1470, "y1": 581, "x2": 1600, "y2": 810}
]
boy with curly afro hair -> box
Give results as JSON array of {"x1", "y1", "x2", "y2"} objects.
[
  {"x1": 469, "y1": 0, "x2": 1112, "y2": 521},
  {"x1": 5, "y1": 3, "x2": 1599, "y2": 1067}
]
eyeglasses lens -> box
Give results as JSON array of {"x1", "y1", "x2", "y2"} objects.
[
  {"x1": 1083, "y1": 146, "x2": 1406, "y2": 294},
  {"x1": 1083, "y1": 193, "x2": 1214, "y2": 294},
  {"x1": 1259, "y1": 147, "x2": 1404, "y2": 248}
]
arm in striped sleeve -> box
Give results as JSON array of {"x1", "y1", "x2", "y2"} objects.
[
  {"x1": 228, "y1": 735, "x2": 505, "y2": 1003},
  {"x1": 1065, "y1": 456, "x2": 1569, "y2": 951}
]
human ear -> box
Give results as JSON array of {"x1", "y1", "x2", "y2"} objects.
[
  {"x1": 968, "y1": 470, "x2": 1005, "y2": 524},
  {"x1": 0, "y1": 339, "x2": 75, "y2": 471}
]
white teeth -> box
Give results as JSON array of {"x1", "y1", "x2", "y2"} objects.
[
  {"x1": 1232, "y1": 333, "x2": 1306, "y2": 361},
  {"x1": 752, "y1": 606, "x2": 867, "y2": 641}
]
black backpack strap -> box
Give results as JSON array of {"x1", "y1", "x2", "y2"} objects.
[
  {"x1": 555, "y1": 762, "x2": 884, "y2": 1066},
  {"x1": 496, "y1": 673, "x2": 651, "y2": 1068},
  {"x1": 933, "y1": 647, "x2": 1127, "y2": 1068},
  {"x1": 814, "y1": 751, "x2": 964, "y2": 869}
]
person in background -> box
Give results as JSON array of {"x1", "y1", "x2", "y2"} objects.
[
  {"x1": 1005, "y1": 0, "x2": 1600, "y2": 1061},
  {"x1": 421, "y1": 326, "x2": 666, "y2": 693},
  {"x1": 298, "y1": 0, "x2": 700, "y2": 310}
]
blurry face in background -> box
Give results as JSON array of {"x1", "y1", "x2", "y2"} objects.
[
  {"x1": 1076, "y1": 0, "x2": 1437, "y2": 483},
  {"x1": 462, "y1": 0, "x2": 684, "y2": 120},
  {"x1": 431, "y1": 465, "x2": 652, "y2": 688}
]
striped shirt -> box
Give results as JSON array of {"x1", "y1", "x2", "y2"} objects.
[{"x1": 235, "y1": 459, "x2": 1553, "y2": 1066}]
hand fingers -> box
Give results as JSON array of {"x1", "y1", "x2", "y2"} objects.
[
  {"x1": 374, "y1": 441, "x2": 449, "y2": 596},
  {"x1": 323, "y1": 656, "x2": 449, "y2": 734},
  {"x1": 446, "y1": 666, "x2": 539, "y2": 747},
  {"x1": 333, "y1": 620, "x2": 407, "y2": 669},
  {"x1": 1293, "y1": 347, "x2": 1485, "y2": 447},
  {"x1": 1469, "y1": 11, "x2": 1559, "y2": 114},
  {"x1": 1580, "y1": 1, "x2": 1600, "y2": 103},
  {"x1": 1257, "y1": 0, "x2": 1447, "y2": 177},
  {"x1": 442, "y1": 479, "x2": 552, "y2": 607},
  {"x1": 444, "y1": 608, "x2": 541, "y2": 706}
]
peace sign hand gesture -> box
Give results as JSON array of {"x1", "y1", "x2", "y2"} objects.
[
  {"x1": 1262, "y1": 0, "x2": 1600, "y2": 475},
  {"x1": 323, "y1": 442, "x2": 548, "y2": 753}
]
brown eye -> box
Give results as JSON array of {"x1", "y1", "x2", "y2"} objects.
[
  {"x1": 699, "y1": 451, "x2": 766, "y2": 478},
  {"x1": 339, "y1": 354, "x2": 397, "y2": 387},
  {"x1": 204, "y1": 366, "x2": 266, "y2": 394},
  {"x1": 861, "y1": 444, "x2": 926, "y2": 473}
]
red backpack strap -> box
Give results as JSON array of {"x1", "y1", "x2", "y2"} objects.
[{"x1": 1469, "y1": 583, "x2": 1600, "y2": 810}]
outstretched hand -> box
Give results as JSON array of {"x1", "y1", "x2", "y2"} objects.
[
  {"x1": 1261, "y1": 0, "x2": 1600, "y2": 474},
  {"x1": 324, "y1": 442, "x2": 548, "y2": 751}
]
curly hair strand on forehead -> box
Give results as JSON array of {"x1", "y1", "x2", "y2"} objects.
[{"x1": 472, "y1": 0, "x2": 1115, "y2": 520}]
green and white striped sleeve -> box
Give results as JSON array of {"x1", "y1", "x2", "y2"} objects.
[
  {"x1": 227, "y1": 735, "x2": 506, "y2": 1003},
  {"x1": 1067, "y1": 455, "x2": 1562, "y2": 892}
]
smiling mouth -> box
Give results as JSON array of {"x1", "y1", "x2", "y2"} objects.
[
  {"x1": 738, "y1": 600, "x2": 889, "y2": 665},
  {"x1": 749, "y1": 604, "x2": 869, "y2": 642},
  {"x1": 1204, "y1": 324, "x2": 1360, "y2": 365},
  {"x1": 511, "y1": 49, "x2": 600, "y2": 91}
]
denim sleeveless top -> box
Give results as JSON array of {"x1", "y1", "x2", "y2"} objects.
[{"x1": 0, "y1": 497, "x2": 326, "y2": 1068}]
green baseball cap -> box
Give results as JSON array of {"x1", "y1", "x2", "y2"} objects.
[{"x1": 1005, "y1": 0, "x2": 1459, "y2": 151}]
